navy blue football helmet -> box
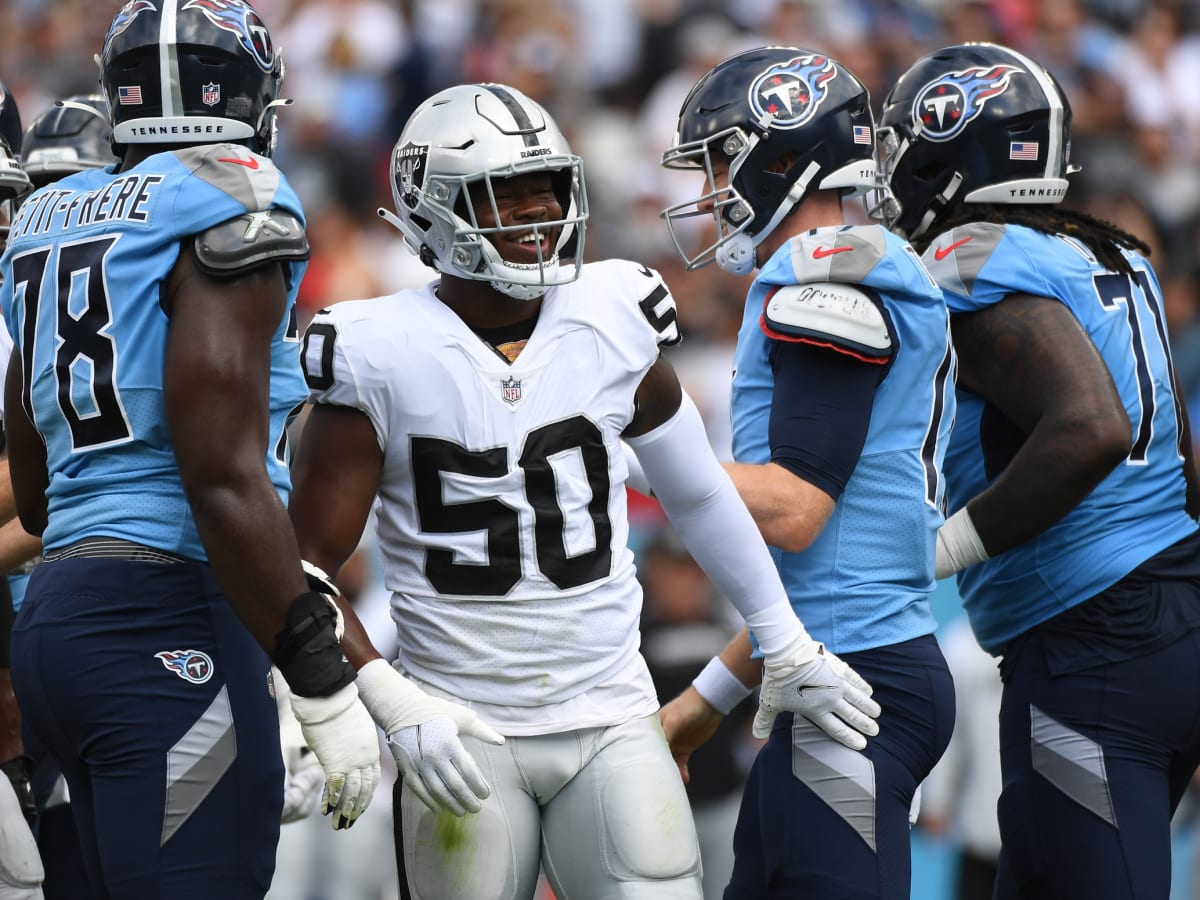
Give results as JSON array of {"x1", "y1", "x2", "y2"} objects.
[
  {"x1": 98, "y1": 0, "x2": 288, "y2": 156},
  {"x1": 875, "y1": 42, "x2": 1075, "y2": 240},
  {"x1": 661, "y1": 46, "x2": 877, "y2": 274},
  {"x1": 0, "y1": 80, "x2": 30, "y2": 203},
  {"x1": 0, "y1": 80, "x2": 31, "y2": 247},
  {"x1": 21, "y1": 95, "x2": 118, "y2": 189}
]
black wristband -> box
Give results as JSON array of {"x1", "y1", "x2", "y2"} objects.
[{"x1": 272, "y1": 591, "x2": 355, "y2": 698}]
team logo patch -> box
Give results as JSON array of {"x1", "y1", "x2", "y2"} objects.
[
  {"x1": 748, "y1": 54, "x2": 838, "y2": 130},
  {"x1": 102, "y1": 0, "x2": 156, "y2": 59},
  {"x1": 912, "y1": 65, "x2": 1020, "y2": 142},
  {"x1": 501, "y1": 375, "x2": 522, "y2": 405},
  {"x1": 155, "y1": 649, "x2": 215, "y2": 684},
  {"x1": 202, "y1": 82, "x2": 221, "y2": 107},
  {"x1": 183, "y1": 0, "x2": 276, "y2": 72},
  {"x1": 393, "y1": 141, "x2": 428, "y2": 209}
]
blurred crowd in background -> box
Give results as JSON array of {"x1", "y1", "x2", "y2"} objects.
[{"x1": 7, "y1": 0, "x2": 1200, "y2": 897}]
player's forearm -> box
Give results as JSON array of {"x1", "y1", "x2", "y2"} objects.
[
  {"x1": 722, "y1": 461, "x2": 833, "y2": 553},
  {"x1": 0, "y1": 519, "x2": 40, "y2": 574},
  {"x1": 186, "y1": 477, "x2": 308, "y2": 651}
]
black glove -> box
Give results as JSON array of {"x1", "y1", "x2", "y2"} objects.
[{"x1": 0, "y1": 756, "x2": 36, "y2": 829}]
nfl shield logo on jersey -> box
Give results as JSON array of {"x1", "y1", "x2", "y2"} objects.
[
  {"x1": 501, "y1": 376, "x2": 522, "y2": 405},
  {"x1": 202, "y1": 82, "x2": 221, "y2": 107}
]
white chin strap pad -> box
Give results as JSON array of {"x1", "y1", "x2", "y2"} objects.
[{"x1": 717, "y1": 232, "x2": 756, "y2": 275}]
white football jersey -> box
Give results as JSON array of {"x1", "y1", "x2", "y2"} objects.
[{"x1": 302, "y1": 259, "x2": 681, "y2": 731}]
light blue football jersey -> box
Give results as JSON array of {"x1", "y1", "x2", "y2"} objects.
[
  {"x1": 732, "y1": 225, "x2": 956, "y2": 653},
  {"x1": 926, "y1": 222, "x2": 1198, "y2": 653},
  {"x1": 0, "y1": 144, "x2": 308, "y2": 559}
]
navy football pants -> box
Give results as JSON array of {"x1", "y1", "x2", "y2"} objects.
[
  {"x1": 725, "y1": 634, "x2": 955, "y2": 899},
  {"x1": 994, "y1": 627, "x2": 1200, "y2": 900},
  {"x1": 11, "y1": 557, "x2": 283, "y2": 900}
]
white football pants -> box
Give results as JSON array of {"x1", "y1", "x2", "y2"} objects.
[{"x1": 395, "y1": 713, "x2": 703, "y2": 899}]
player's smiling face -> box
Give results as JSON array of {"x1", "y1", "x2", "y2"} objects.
[{"x1": 471, "y1": 172, "x2": 562, "y2": 265}]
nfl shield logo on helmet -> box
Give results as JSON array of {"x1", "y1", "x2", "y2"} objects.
[
  {"x1": 501, "y1": 376, "x2": 522, "y2": 405},
  {"x1": 202, "y1": 82, "x2": 221, "y2": 107},
  {"x1": 155, "y1": 649, "x2": 215, "y2": 684}
]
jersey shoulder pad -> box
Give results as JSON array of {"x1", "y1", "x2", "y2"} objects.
[
  {"x1": 762, "y1": 281, "x2": 893, "y2": 361},
  {"x1": 192, "y1": 209, "x2": 310, "y2": 276}
]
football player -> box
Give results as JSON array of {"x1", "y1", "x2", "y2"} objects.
[
  {"x1": 877, "y1": 42, "x2": 1200, "y2": 899},
  {"x1": 287, "y1": 81, "x2": 880, "y2": 900},
  {"x1": 0, "y1": 2, "x2": 470, "y2": 896},
  {"x1": 0, "y1": 77, "x2": 43, "y2": 900},
  {"x1": 656, "y1": 46, "x2": 957, "y2": 898}
]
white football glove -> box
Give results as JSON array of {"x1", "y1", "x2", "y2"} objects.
[
  {"x1": 288, "y1": 681, "x2": 381, "y2": 830},
  {"x1": 0, "y1": 776, "x2": 42, "y2": 900},
  {"x1": 754, "y1": 636, "x2": 882, "y2": 750},
  {"x1": 273, "y1": 668, "x2": 326, "y2": 824},
  {"x1": 355, "y1": 659, "x2": 504, "y2": 817}
]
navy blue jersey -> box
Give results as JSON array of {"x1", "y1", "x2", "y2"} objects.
[
  {"x1": 0, "y1": 145, "x2": 308, "y2": 559},
  {"x1": 926, "y1": 223, "x2": 1198, "y2": 653},
  {"x1": 732, "y1": 224, "x2": 955, "y2": 653}
]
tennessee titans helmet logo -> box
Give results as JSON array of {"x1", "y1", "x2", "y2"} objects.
[
  {"x1": 912, "y1": 65, "x2": 1020, "y2": 142},
  {"x1": 183, "y1": 0, "x2": 276, "y2": 72},
  {"x1": 102, "y1": 0, "x2": 156, "y2": 58},
  {"x1": 748, "y1": 54, "x2": 838, "y2": 130},
  {"x1": 155, "y1": 649, "x2": 215, "y2": 684}
]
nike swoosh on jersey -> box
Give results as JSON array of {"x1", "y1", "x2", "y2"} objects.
[
  {"x1": 217, "y1": 156, "x2": 259, "y2": 169},
  {"x1": 812, "y1": 246, "x2": 853, "y2": 259},
  {"x1": 934, "y1": 236, "x2": 973, "y2": 260}
]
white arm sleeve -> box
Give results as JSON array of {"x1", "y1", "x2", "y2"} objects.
[{"x1": 625, "y1": 392, "x2": 810, "y2": 656}]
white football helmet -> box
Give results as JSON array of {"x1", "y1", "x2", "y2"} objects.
[{"x1": 379, "y1": 83, "x2": 587, "y2": 301}]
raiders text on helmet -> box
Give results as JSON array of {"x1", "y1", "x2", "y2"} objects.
[
  {"x1": 661, "y1": 46, "x2": 878, "y2": 275},
  {"x1": 875, "y1": 42, "x2": 1074, "y2": 240},
  {"x1": 98, "y1": 0, "x2": 288, "y2": 156},
  {"x1": 378, "y1": 83, "x2": 587, "y2": 301}
]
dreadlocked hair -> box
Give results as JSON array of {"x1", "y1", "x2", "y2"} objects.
[{"x1": 913, "y1": 203, "x2": 1151, "y2": 277}]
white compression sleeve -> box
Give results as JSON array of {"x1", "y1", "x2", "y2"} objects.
[{"x1": 625, "y1": 392, "x2": 809, "y2": 656}]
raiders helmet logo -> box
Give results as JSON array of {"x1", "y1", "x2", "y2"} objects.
[
  {"x1": 748, "y1": 54, "x2": 838, "y2": 130},
  {"x1": 393, "y1": 141, "x2": 429, "y2": 209},
  {"x1": 912, "y1": 65, "x2": 1020, "y2": 142}
]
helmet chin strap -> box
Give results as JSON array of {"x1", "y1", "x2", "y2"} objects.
[
  {"x1": 716, "y1": 233, "x2": 756, "y2": 275},
  {"x1": 715, "y1": 161, "x2": 818, "y2": 276}
]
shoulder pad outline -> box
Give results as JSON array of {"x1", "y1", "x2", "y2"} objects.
[
  {"x1": 762, "y1": 281, "x2": 893, "y2": 361},
  {"x1": 192, "y1": 209, "x2": 310, "y2": 276}
]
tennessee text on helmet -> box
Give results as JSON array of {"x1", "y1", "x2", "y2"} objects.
[
  {"x1": 378, "y1": 82, "x2": 588, "y2": 301},
  {"x1": 661, "y1": 46, "x2": 877, "y2": 275},
  {"x1": 874, "y1": 41, "x2": 1075, "y2": 240},
  {"x1": 98, "y1": 0, "x2": 289, "y2": 156}
]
